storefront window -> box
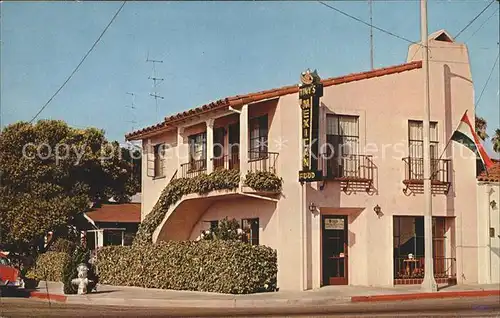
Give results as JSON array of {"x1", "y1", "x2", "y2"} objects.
[{"x1": 393, "y1": 216, "x2": 450, "y2": 279}]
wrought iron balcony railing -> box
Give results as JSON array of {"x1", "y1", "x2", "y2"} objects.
[
  {"x1": 180, "y1": 159, "x2": 206, "y2": 178},
  {"x1": 324, "y1": 154, "x2": 374, "y2": 182},
  {"x1": 402, "y1": 157, "x2": 451, "y2": 195},
  {"x1": 212, "y1": 153, "x2": 240, "y2": 171},
  {"x1": 248, "y1": 151, "x2": 279, "y2": 174}
]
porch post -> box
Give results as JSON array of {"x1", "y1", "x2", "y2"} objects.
[
  {"x1": 177, "y1": 126, "x2": 185, "y2": 169},
  {"x1": 239, "y1": 104, "x2": 249, "y2": 187},
  {"x1": 206, "y1": 119, "x2": 214, "y2": 173}
]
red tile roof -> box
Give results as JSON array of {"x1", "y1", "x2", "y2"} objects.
[
  {"x1": 85, "y1": 203, "x2": 141, "y2": 223},
  {"x1": 478, "y1": 160, "x2": 500, "y2": 183},
  {"x1": 126, "y1": 61, "x2": 422, "y2": 140}
]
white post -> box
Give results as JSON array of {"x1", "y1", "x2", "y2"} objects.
[
  {"x1": 97, "y1": 230, "x2": 104, "y2": 248},
  {"x1": 420, "y1": 0, "x2": 437, "y2": 292},
  {"x1": 177, "y1": 127, "x2": 185, "y2": 169},
  {"x1": 206, "y1": 119, "x2": 215, "y2": 173},
  {"x1": 239, "y1": 105, "x2": 249, "y2": 188}
]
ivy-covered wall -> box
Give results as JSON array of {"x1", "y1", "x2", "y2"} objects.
[{"x1": 134, "y1": 169, "x2": 282, "y2": 245}]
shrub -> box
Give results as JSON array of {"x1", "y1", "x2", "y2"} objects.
[
  {"x1": 244, "y1": 171, "x2": 283, "y2": 192},
  {"x1": 96, "y1": 240, "x2": 277, "y2": 294},
  {"x1": 26, "y1": 252, "x2": 70, "y2": 282},
  {"x1": 134, "y1": 169, "x2": 240, "y2": 244},
  {"x1": 62, "y1": 246, "x2": 98, "y2": 294},
  {"x1": 48, "y1": 238, "x2": 77, "y2": 255},
  {"x1": 196, "y1": 217, "x2": 244, "y2": 241}
]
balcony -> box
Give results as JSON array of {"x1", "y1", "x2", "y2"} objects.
[
  {"x1": 180, "y1": 151, "x2": 279, "y2": 179},
  {"x1": 324, "y1": 154, "x2": 375, "y2": 193},
  {"x1": 180, "y1": 159, "x2": 206, "y2": 178},
  {"x1": 402, "y1": 157, "x2": 451, "y2": 195},
  {"x1": 248, "y1": 151, "x2": 279, "y2": 174}
]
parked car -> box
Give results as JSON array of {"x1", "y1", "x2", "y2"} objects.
[{"x1": 0, "y1": 252, "x2": 24, "y2": 289}]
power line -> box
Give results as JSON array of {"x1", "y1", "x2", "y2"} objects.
[
  {"x1": 317, "y1": 1, "x2": 416, "y2": 45},
  {"x1": 465, "y1": 8, "x2": 498, "y2": 43},
  {"x1": 476, "y1": 51, "x2": 499, "y2": 109},
  {"x1": 29, "y1": 1, "x2": 126, "y2": 123},
  {"x1": 455, "y1": 0, "x2": 496, "y2": 39}
]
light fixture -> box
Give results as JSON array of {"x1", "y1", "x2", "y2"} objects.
[
  {"x1": 490, "y1": 200, "x2": 497, "y2": 209},
  {"x1": 374, "y1": 204, "x2": 382, "y2": 217},
  {"x1": 308, "y1": 202, "x2": 317, "y2": 213}
]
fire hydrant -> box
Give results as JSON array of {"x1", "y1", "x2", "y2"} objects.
[{"x1": 71, "y1": 263, "x2": 93, "y2": 295}]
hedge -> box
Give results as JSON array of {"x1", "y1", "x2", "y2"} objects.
[
  {"x1": 48, "y1": 238, "x2": 77, "y2": 255},
  {"x1": 134, "y1": 168, "x2": 282, "y2": 245},
  {"x1": 96, "y1": 240, "x2": 277, "y2": 294},
  {"x1": 26, "y1": 252, "x2": 70, "y2": 282}
]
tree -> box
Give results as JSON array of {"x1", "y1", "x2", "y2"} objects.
[
  {"x1": 0, "y1": 120, "x2": 140, "y2": 255},
  {"x1": 475, "y1": 115, "x2": 488, "y2": 141},
  {"x1": 492, "y1": 129, "x2": 500, "y2": 153}
]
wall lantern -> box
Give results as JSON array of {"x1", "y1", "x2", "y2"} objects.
[
  {"x1": 490, "y1": 200, "x2": 497, "y2": 210},
  {"x1": 308, "y1": 202, "x2": 317, "y2": 213},
  {"x1": 374, "y1": 204, "x2": 382, "y2": 217}
]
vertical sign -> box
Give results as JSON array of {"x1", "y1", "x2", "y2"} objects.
[{"x1": 299, "y1": 69, "x2": 323, "y2": 183}]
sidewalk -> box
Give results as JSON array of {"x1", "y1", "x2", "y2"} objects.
[{"x1": 28, "y1": 281, "x2": 500, "y2": 308}]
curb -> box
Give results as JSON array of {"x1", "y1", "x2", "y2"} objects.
[
  {"x1": 62, "y1": 296, "x2": 352, "y2": 308},
  {"x1": 351, "y1": 290, "x2": 500, "y2": 302},
  {"x1": 29, "y1": 291, "x2": 67, "y2": 303}
]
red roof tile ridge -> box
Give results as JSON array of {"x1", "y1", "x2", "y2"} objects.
[{"x1": 126, "y1": 61, "x2": 422, "y2": 140}]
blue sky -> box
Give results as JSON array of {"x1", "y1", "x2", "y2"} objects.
[{"x1": 1, "y1": 1, "x2": 498, "y2": 155}]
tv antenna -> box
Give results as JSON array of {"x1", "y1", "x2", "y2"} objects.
[
  {"x1": 125, "y1": 92, "x2": 137, "y2": 131},
  {"x1": 146, "y1": 52, "x2": 164, "y2": 121}
]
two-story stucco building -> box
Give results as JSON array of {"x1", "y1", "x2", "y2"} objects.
[{"x1": 126, "y1": 30, "x2": 482, "y2": 291}]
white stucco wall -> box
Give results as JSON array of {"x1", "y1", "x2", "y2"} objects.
[{"x1": 477, "y1": 182, "x2": 500, "y2": 284}]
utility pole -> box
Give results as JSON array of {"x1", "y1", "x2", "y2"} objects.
[
  {"x1": 369, "y1": 0, "x2": 374, "y2": 70},
  {"x1": 420, "y1": 0, "x2": 438, "y2": 292},
  {"x1": 146, "y1": 54, "x2": 164, "y2": 122}
]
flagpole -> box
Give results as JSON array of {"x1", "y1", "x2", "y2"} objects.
[{"x1": 420, "y1": 0, "x2": 438, "y2": 292}]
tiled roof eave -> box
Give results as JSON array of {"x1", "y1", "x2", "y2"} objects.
[{"x1": 125, "y1": 60, "x2": 422, "y2": 140}]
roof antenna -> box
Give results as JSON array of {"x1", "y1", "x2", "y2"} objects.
[
  {"x1": 146, "y1": 53, "x2": 164, "y2": 122},
  {"x1": 369, "y1": 0, "x2": 374, "y2": 70},
  {"x1": 125, "y1": 92, "x2": 137, "y2": 132}
]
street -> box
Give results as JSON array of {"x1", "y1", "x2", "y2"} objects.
[{"x1": 0, "y1": 296, "x2": 499, "y2": 317}]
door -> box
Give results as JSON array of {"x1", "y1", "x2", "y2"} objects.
[
  {"x1": 228, "y1": 123, "x2": 240, "y2": 170},
  {"x1": 322, "y1": 215, "x2": 348, "y2": 285},
  {"x1": 213, "y1": 127, "x2": 225, "y2": 169}
]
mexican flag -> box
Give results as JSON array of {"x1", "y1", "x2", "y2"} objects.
[{"x1": 451, "y1": 111, "x2": 494, "y2": 170}]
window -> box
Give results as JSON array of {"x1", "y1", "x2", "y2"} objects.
[
  {"x1": 325, "y1": 115, "x2": 359, "y2": 178},
  {"x1": 241, "y1": 218, "x2": 259, "y2": 245},
  {"x1": 249, "y1": 115, "x2": 268, "y2": 160},
  {"x1": 209, "y1": 220, "x2": 218, "y2": 231},
  {"x1": 408, "y1": 121, "x2": 438, "y2": 159},
  {"x1": 408, "y1": 121, "x2": 438, "y2": 180},
  {"x1": 153, "y1": 143, "x2": 165, "y2": 178},
  {"x1": 393, "y1": 216, "x2": 449, "y2": 279},
  {"x1": 103, "y1": 229, "x2": 123, "y2": 246},
  {"x1": 188, "y1": 132, "x2": 207, "y2": 170}
]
